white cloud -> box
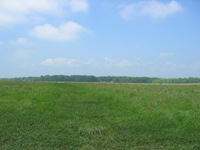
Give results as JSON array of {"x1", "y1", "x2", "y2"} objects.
[
  {"x1": 159, "y1": 52, "x2": 174, "y2": 57},
  {"x1": 11, "y1": 37, "x2": 32, "y2": 46},
  {"x1": 31, "y1": 21, "x2": 88, "y2": 41},
  {"x1": 118, "y1": 58, "x2": 140, "y2": 67},
  {"x1": 68, "y1": 0, "x2": 89, "y2": 12},
  {"x1": 0, "y1": 41, "x2": 4, "y2": 46},
  {"x1": 40, "y1": 57, "x2": 140, "y2": 68},
  {"x1": 0, "y1": 0, "x2": 89, "y2": 25},
  {"x1": 120, "y1": 0, "x2": 183, "y2": 20},
  {"x1": 103, "y1": 57, "x2": 140, "y2": 68},
  {"x1": 192, "y1": 60, "x2": 200, "y2": 70},
  {"x1": 165, "y1": 62, "x2": 186, "y2": 68},
  {"x1": 0, "y1": 0, "x2": 59, "y2": 14},
  {"x1": 0, "y1": 13, "x2": 16, "y2": 24},
  {"x1": 12, "y1": 50, "x2": 33, "y2": 60},
  {"x1": 41, "y1": 58, "x2": 79, "y2": 67}
]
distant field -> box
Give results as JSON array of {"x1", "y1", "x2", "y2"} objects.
[{"x1": 0, "y1": 81, "x2": 200, "y2": 149}]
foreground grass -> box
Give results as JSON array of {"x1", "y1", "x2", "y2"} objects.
[{"x1": 0, "y1": 81, "x2": 200, "y2": 149}]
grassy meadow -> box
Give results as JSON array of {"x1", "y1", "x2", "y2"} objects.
[{"x1": 0, "y1": 81, "x2": 200, "y2": 149}]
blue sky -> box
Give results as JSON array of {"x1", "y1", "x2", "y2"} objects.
[{"x1": 0, "y1": 0, "x2": 199, "y2": 78}]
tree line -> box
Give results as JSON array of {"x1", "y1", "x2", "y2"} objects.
[{"x1": 4, "y1": 75, "x2": 200, "y2": 83}]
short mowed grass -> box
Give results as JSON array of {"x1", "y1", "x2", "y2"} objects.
[{"x1": 0, "y1": 81, "x2": 200, "y2": 149}]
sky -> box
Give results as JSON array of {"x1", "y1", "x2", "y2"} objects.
[{"x1": 0, "y1": 0, "x2": 200, "y2": 78}]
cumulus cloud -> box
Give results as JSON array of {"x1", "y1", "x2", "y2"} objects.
[
  {"x1": 0, "y1": 0, "x2": 89, "y2": 25},
  {"x1": 40, "y1": 57, "x2": 140, "y2": 68},
  {"x1": 41, "y1": 58, "x2": 79, "y2": 67},
  {"x1": 31, "y1": 21, "x2": 88, "y2": 41},
  {"x1": 11, "y1": 37, "x2": 32, "y2": 46},
  {"x1": 103, "y1": 57, "x2": 140, "y2": 68},
  {"x1": 192, "y1": 61, "x2": 200, "y2": 70},
  {"x1": 159, "y1": 52, "x2": 174, "y2": 57},
  {"x1": 68, "y1": 0, "x2": 89, "y2": 12},
  {"x1": 12, "y1": 50, "x2": 33, "y2": 60},
  {"x1": 119, "y1": 0, "x2": 183, "y2": 20},
  {"x1": 0, "y1": 41, "x2": 4, "y2": 46},
  {"x1": 118, "y1": 58, "x2": 140, "y2": 67},
  {"x1": 0, "y1": 13, "x2": 15, "y2": 24}
]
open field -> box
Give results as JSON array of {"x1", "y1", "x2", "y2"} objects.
[{"x1": 0, "y1": 81, "x2": 200, "y2": 149}]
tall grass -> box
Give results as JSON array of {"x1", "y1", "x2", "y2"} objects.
[{"x1": 0, "y1": 81, "x2": 200, "y2": 149}]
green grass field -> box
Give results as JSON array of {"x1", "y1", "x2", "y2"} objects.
[{"x1": 0, "y1": 81, "x2": 200, "y2": 149}]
